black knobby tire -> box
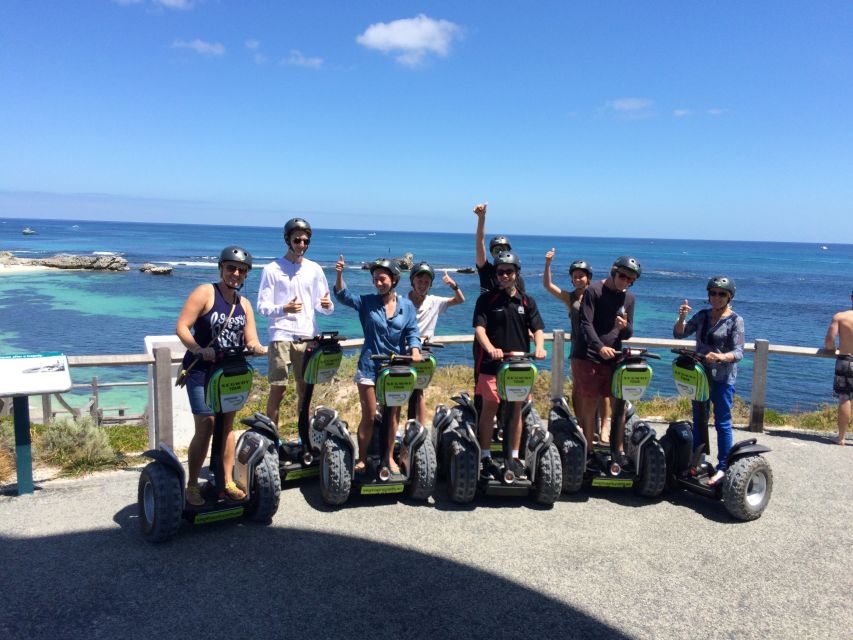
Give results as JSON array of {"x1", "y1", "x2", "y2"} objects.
[
  {"x1": 320, "y1": 436, "x2": 352, "y2": 506},
  {"x1": 636, "y1": 441, "x2": 666, "y2": 497},
  {"x1": 406, "y1": 437, "x2": 437, "y2": 501},
  {"x1": 532, "y1": 443, "x2": 562, "y2": 506},
  {"x1": 245, "y1": 449, "x2": 281, "y2": 523},
  {"x1": 447, "y1": 438, "x2": 478, "y2": 504},
  {"x1": 138, "y1": 462, "x2": 183, "y2": 543},
  {"x1": 722, "y1": 455, "x2": 773, "y2": 521},
  {"x1": 555, "y1": 432, "x2": 585, "y2": 494}
]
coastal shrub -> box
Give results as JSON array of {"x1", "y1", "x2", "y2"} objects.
[
  {"x1": 762, "y1": 409, "x2": 788, "y2": 426},
  {"x1": 0, "y1": 421, "x2": 15, "y2": 482},
  {"x1": 106, "y1": 424, "x2": 149, "y2": 453},
  {"x1": 796, "y1": 404, "x2": 837, "y2": 431},
  {"x1": 37, "y1": 416, "x2": 115, "y2": 472}
]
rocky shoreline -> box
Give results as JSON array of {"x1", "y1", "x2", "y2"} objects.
[{"x1": 0, "y1": 250, "x2": 129, "y2": 271}]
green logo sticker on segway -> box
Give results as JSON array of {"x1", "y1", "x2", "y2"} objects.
[
  {"x1": 376, "y1": 367, "x2": 417, "y2": 407},
  {"x1": 411, "y1": 354, "x2": 437, "y2": 390},
  {"x1": 206, "y1": 364, "x2": 254, "y2": 413},
  {"x1": 303, "y1": 348, "x2": 343, "y2": 385},
  {"x1": 612, "y1": 364, "x2": 652, "y2": 401},
  {"x1": 672, "y1": 361, "x2": 710, "y2": 401},
  {"x1": 497, "y1": 363, "x2": 538, "y2": 402}
]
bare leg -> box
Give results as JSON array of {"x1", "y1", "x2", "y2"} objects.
[
  {"x1": 356, "y1": 384, "x2": 377, "y2": 470},
  {"x1": 266, "y1": 384, "x2": 286, "y2": 426},
  {"x1": 577, "y1": 394, "x2": 598, "y2": 448},
  {"x1": 417, "y1": 392, "x2": 427, "y2": 426},
  {"x1": 478, "y1": 399, "x2": 499, "y2": 452},
  {"x1": 508, "y1": 402, "x2": 523, "y2": 454},
  {"x1": 187, "y1": 415, "x2": 214, "y2": 486},
  {"x1": 598, "y1": 397, "x2": 611, "y2": 443},
  {"x1": 221, "y1": 412, "x2": 238, "y2": 486},
  {"x1": 387, "y1": 406, "x2": 401, "y2": 473},
  {"x1": 838, "y1": 398, "x2": 851, "y2": 445},
  {"x1": 295, "y1": 379, "x2": 307, "y2": 414}
]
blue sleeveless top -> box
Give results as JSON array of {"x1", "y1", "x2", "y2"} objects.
[{"x1": 184, "y1": 283, "x2": 247, "y2": 379}]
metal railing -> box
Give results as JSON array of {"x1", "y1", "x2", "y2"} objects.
[{"x1": 1, "y1": 332, "x2": 838, "y2": 446}]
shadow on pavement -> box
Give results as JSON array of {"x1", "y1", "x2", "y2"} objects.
[{"x1": 0, "y1": 508, "x2": 629, "y2": 640}]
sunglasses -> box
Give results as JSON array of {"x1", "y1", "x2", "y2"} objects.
[
  {"x1": 708, "y1": 290, "x2": 729, "y2": 298},
  {"x1": 615, "y1": 271, "x2": 636, "y2": 283},
  {"x1": 491, "y1": 245, "x2": 509, "y2": 255},
  {"x1": 291, "y1": 237, "x2": 310, "y2": 246},
  {"x1": 496, "y1": 268, "x2": 516, "y2": 277},
  {"x1": 223, "y1": 264, "x2": 249, "y2": 274}
]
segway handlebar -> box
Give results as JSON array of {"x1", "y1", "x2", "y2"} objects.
[
  {"x1": 294, "y1": 331, "x2": 348, "y2": 344},
  {"x1": 671, "y1": 347, "x2": 704, "y2": 360},
  {"x1": 369, "y1": 353, "x2": 419, "y2": 364},
  {"x1": 421, "y1": 339, "x2": 446, "y2": 350},
  {"x1": 617, "y1": 347, "x2": 661, "y2": 361},
  {"x1": 487, "y1": 351, "x2": 535, "y2": 362},
  {"x1": 215, "y1": 346, "x2": 263, "y2": 360}
]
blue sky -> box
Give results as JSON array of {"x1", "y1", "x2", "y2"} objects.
[{"x1": 1, "y1": 1, "x2": 851, "y2": 242}]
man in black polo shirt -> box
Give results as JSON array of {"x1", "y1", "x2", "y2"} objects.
[
  {"x1": 571, "y1": 255, "x2": 640, "y2": 461},
  {"x1": 473, "y1": 251, "x2": 546, "y2": 478},
  {"x1": 473, "y1": 202, "x2": 526, "y2": 294}
]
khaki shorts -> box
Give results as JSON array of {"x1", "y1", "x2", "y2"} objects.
[{"x1": 268, "y1": 340, "x2": 309, "y2": 385}]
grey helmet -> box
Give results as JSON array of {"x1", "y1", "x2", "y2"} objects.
[
  {"x1": 489, "y1": 235, "x2": 512, "y2": 254},
  {"x1": 410, "y1": 261, "x2": 435, "y2": 285},
  {"x1": 283, "y1": 218, "x2": 312, "y2": 244},
  {"x1": 493, "y1": 250, "x2": 521, "y2": 272},
  {"x1": 611, "y1": 255, "x2": 641, "y2": 279},
  {"x1": 369, "y1": 258, "x2": 401, "y2": 286},
  {"x1": 569, "y1": 259, "x2": 593, "y2": 278},
  {"x1": 218, "y1": 245, "x2": 252, "y2": 270},
  {"x1": 707, "y1": 276, "x2": 736, "y2": 299}
]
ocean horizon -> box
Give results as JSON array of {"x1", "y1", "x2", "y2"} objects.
[{"x1": 2, "y1": 216, "x2": 851, "y2": 415}]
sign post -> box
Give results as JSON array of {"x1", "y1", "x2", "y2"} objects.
[{"x1": 0, "y1": 352, "x2": 72, "y2": 495}]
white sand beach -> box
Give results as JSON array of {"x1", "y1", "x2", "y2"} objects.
[{"x1": 0, "y1": 262, "x2": 56, "y2": 275}]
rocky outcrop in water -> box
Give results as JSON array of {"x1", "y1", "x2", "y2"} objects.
[
  {"x1": 0, "y1": 251, "x2": 129, "y2": 271},
  {"x1": 139, "y1": 263, "x2": 173, "y2": 275}
]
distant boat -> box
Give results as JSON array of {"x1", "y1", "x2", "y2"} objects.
[
  {"x1": 22, "y1": 227, "x2": 37, "y2": 235},
  {"x1": 820, "y1": 245, "x2": 828, "y2": 250},
  {"x1": 368, "y1": 232, "x2": 376, "y2": 236}
]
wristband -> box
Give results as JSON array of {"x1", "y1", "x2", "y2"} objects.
[{"x1": 451, "y1": 284, "x2": 459, "y2": 291}]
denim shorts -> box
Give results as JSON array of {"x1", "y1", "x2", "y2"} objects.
[{"x1": 186, "y1": 375, "x2": 214, "y2": 416}]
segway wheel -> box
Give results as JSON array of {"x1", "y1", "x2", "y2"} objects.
[
  {"x1": 635, "y1": 441, "x2": 666, "y2": 498},
  {"x1": 406, "y1": 436, "x2": 437, "y2": 501},
  {"x1": 320, "y1": 435, "x2": 352, "y2": 506},
  {"x1": 555, "y1": 432, "x2": 585, "y2": 494},
  {"x1": 245, "y1": 449, "x2": 281, "y2": 523},
  {"x1": 447, "y1": 439, "x2": 478, "y2": 504},
  {"x1": 722, "y1": 455, "x2": 773, "y2": 521},
  {"x1": 532, "y1": 442, "x2": 562, "y2": 506},
  {"x1": 138, "y1": 462, "x2": 182, "y2": 543}
]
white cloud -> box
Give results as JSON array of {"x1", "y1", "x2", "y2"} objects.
[
  {"x1": 609, "y1": 98, "x2": 653, "y2": 112},
  {"x1": 707, "y1": 108, "x2": 729, "y2": 116},
  {"x1": 172, "y1": 39, "x2": 225, "y2": 56},
  {"x1": 673, "y1": 109, "x2": 692, "y2": 117},
  {"x1": 356, "y1": 14, "x2": 462, "y2": 67},
  {"x1": 282, "y1": 49, "x2": 323, "y2": 69},
  {"x1": 245, "y1": 39, "x2": 261, "y2": 51},
  {"x1": 154, "y1": 0, "x2": 194, "y2": 10},
  {"x1": 245, "y1": 40, "x2": 266, "y2": 64}
]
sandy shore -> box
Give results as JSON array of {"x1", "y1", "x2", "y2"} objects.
[{"x1": 0, "y1": 263, "x2": 57, "y2": 275}]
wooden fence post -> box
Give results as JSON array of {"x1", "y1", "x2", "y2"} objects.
[
  {"x1": 152, "y1": 346, "x2": 174, "y2": 447},
  {"x1": 550, "y1": 329, "x2": 566, "y2": 401},
  {"x1": 41, "y1": 394, "x2": 52, "y2": 423},
  {"x1": 749, "y1": 339, "x2": 769, "y2": 432}
]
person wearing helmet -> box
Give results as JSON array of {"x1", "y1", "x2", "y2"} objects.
[
  {"x1": 472, "y1": 251, "x2": 546, "y2": 480},
  {"x1": 407, "y1": 261, "x2": 466, "y2": 423},
  {"x1": 176, "y1": 245, "x2": 266, "y2": 506},
  {"x1": 824, "y1": 288, "x2": 853, "y2": 445},
  {"x1": 256, "y1": 218, "x2": 334, "y2": 426},
  {"x1": 543, "y1": 248, "x2": 610, "y2": 437},
  {"x1": 473, "y1": 202, "x2": 526, "y2": 294},
  {"x1": 571, "y1": 255, "x2": 640, "y2": 460},
  {"x1": 334, "y1": 254, "x2": 422, "y2": 474},
  {"x1": 674, "y1": 276, "x2": 745, "y2": 484}
]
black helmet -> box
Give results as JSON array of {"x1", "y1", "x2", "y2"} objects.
[
  {"x1": 707, "y1": 276, "x2": 736, "y2": 299},
  {"x1": 611, "y1": 256, "x2": 641, "y2": 279},
  {"x1": 218, "y1": 245, "x2": 252, "y2": 270},
  {"x1": 283, "y1": 218, "x2": 312, "y2": 243},
  {"x1": 489, "y1": 235, "x2": 512, "y2": 253},
  {"x1": 369, "y1": 258, "x2": 401, "y2": 286},
  {"x1": 569, "y1": 259, "x2": 593, "y2": 278},
  {"x1": 410, "y1": 261, "x2": 435, "y2": 285},
  {"x1": 493, "y1": 251, "x2": 521, "y2": 272}
]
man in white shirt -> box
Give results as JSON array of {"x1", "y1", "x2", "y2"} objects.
[{"x1": 257, "y1": 218, "x2": 333, "y2": 425}]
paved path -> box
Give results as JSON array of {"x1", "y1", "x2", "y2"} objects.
[{"x1": 1, "y1": 427, "x2": 851, "y2": 639}]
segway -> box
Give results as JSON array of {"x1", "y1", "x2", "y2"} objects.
[
  {"x1": 659, "y1": 348, "x2": 773, "y2": 520},
  {"x1": 554, "y1": 348, "x2": 666, "y2": 497},
  {"x1": 405, "y1": 339, "x2": 443, "y2": 422},
  {"x1": 138, "y1": 348, "x2": 281, "y2": 543},
  {"x1": 277, "y1": 332, "x2": 347, "y2": 482},
  {"x1": 318, "y1": 353, "x2": 437, "y2": 506}
]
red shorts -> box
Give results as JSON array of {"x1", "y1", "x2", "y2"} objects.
[
  {"x1": 475, "y1": 374, "x2": 500, "y2": 404},
  {"x1": 571, "y1": 358, "x2": 614, "y2": 398}
]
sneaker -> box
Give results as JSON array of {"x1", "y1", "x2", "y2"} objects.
[
  {"x1": 185, "y1": 484, "x2": 204, "y2": 507},
  {"x1": 509, "y1": 458, "x2": 528, "y2": 480},
  {"x1": 224, "y1": 481, "x2": 247, "y2": 501},
  {"x1": 708, "y1": 469, "x2": 726, "y2": 486},
  {"x1": 481, "y1": 457, "x2": 500, "y2": 480}
]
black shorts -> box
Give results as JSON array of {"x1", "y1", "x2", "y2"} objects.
[{"x1": 834, "y1": 355, "x2": 853, "y2": 399}]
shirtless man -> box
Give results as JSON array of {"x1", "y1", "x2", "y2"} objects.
[{"x1": 824, "y1": 288, "x2": 853, "y2": 445}]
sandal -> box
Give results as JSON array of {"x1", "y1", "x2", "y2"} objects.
[
  {"x1": 224, "y1": 481, "x2": 246, "y2": 501},
  {"x1": 708, "y1": 469, "x2": 726, "y2": 486},
  {"x1": 185, "y1": 484, "x2": 205, "y2": 506},
  {"x1": 354, "y1": 460, "x2": 368, "y2": 474}
]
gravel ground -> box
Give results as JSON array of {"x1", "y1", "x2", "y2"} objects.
[{"x1": 1, "y1": 426, "x2": 851, "y2": 640}]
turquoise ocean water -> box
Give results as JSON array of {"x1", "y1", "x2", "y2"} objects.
[{"x1": 1, "y1": 217, "x2": 851, "y2": 414}]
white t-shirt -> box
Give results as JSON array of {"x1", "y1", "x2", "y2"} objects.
[
  {"x1": 413, "y1": 294, "x2": 452, "y2": 339},
  {"x1": 256, "y1": 257, "x2": 333, "y2": 342}
]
